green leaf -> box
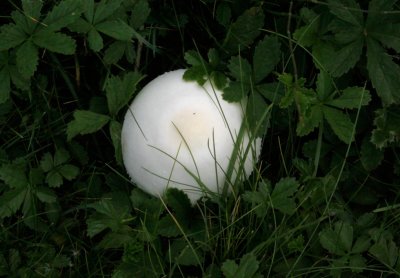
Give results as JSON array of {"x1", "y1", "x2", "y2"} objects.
[
  {"x1": 367, "y1": 38, "x2": 400, "y2": 106},
  {"x1": 0, "y1": 67, "x2": 11, "y2": 103},
  {"x1": 106, "y1": 71, "x2": 143, "y2": 116},
  {"x1": 371, "y1": 106, "x2": 400, "y2": 148},
  {"x1": 360, "y1": 136, "x2": 384, "y2": 171},
  {"x1": 184, "y1": 50, "x2": 205, "y2": 67},
  {"x1": 369, "y1": 238, "x2": 398, "y2": 267},
  {"x1": 246, "y1": 92, "x2": 269, "y2": 137},
  {"x1": 59, "y1": 164, "x2": 79, "y2": 181},
  {"x1": 93, "y1": 0, "x2": 124, "y2": 24},
  {"x1": 66, "y1": 110, "x2": 110, "y2": 141},
  {"x1": 296, "y1": 104, "x2": 323, "y2": 137},
  {"x1": 270, "y1": 177, "x2": 299, "y2": 215},
  {"x1": 168, "y1": 239, "x2": 202, "y2": 266},
  {"x1": 103, "y1": 41, "x2": 126, "y2": 64},
  {"x1": 351, "y1": 235, "x2": 371, "y2": 254},
  {"x1": 110, "y1": 120, "x2": 123, "y2": 165},
  {"x1": 328, "y1": 0, "x2": 363, "y2": 27},
  {"x1": 46, "y1": 171, "x2": 63, "y2": 188},
  {"x1": 228, "y1": 56, "x2": 252, "y2": 82},
  {"x1": 323, "y1": 106, "x2": 354, "y2": 143},
  {"x1": 242, "y1": 180, "x2": 271, "y2": 218},
  {"x1": 0, "y1": 163, "x2": 28, "y2": 189},
  {"x1": 16, "y1": 40, "x2": 38, "y2": 78},
  {"x1": 327, "y1": 87, "x2": 371, "y2": 109},
  {"x1": 35, "y1": 186, "x2": 57, "y2": 203},
  {"x1": 316, "y1": 71, "x2": 334, "y2": 101},
  {"x1": 165, "y1": 188, "x2": 191, "y2": 223},
  {"x1": 33, "y1": 30, "x2": 76, "y2": 54},
  {"x1": 22, "y1": 0, "x2": 43, "y2": 20},
  {"x1": 319, "y1": 221, "x2": 354, "y2": 256},
  {"x1": 87, "y1": 28, "x2": 103, "y2": 52},
  {"x1": 223, "y1": 7, "x2": 264, "y2": 53},
  {"x1": 0, "y1": 24, "x2": 27, "y2": 51},
  {"x1": 130, "y1": 0, "x2": 151, "y2": 29},
  {"x1": 95, "y1": 20, "x2": 134, "y2": 41},
  {"x1": 42, "y1": 0, "x2": 84, "y2": 31},
  {"x1": 253, "y1": 35, "x2": 281, "y2": 83},
  {"x1": 0, "y1": 188, "x2": 27, "y2": 218},
  {"x1": 53, "y1": 148, "x2": 70, "y2": 166},
  {"x1": 313, "y1": 38, "x2": 363, "y2": 77},
  {"x1": 369, "y1": 23, "x2": 400, "y2": 53},
  {"x1": 221, "y1": 253, "x2": 260, "y2": 278},
  {"x1": 183, "y1": 66, "x2": 207, "y2": 85},
  {"x1": 40, "y1": 153, "x2": 54, "y2": 172},
  {"x1": 222, "y1": 81, "x2": 249, "y2": 103}
]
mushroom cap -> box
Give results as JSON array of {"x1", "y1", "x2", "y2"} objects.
[{"x1": 121, "y1": 69, "x2": 261, "y2": 204}]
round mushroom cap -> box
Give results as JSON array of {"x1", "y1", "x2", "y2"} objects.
[{"x1": 121, "y1": 69, "x2": 261, "y2": 204}]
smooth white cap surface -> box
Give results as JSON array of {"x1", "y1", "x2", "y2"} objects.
[{"x1": 121, "y1": 69, "x2": 260, "y2": 204}]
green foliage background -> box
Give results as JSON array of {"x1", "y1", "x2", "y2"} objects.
[{"x1": 0, "y1": 0, "x2": 400, "y2": 277}]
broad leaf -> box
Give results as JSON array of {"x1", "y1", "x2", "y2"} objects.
[
  {"x1": 327, "y1": 87, "x2": 371, "y2": 109},
  {"x1": 328, "y1": 0, "x2": 363, "y2": 27},
  {"x1": 367, "y1": 38, "x2": 400, "y2": 106},
  {"x1": 228, "y1": 56, "x2": 252, "y2": 82},
  {"x1": 0, "y1": 163, "x2": 28, "y2": 189},
  {"x1": 323, "y1": 106, "x2": 354, "y2": 143},
  {"x1": 96, "y1": 20, "x2": 134, "y2": 41},
  {"x1": 130, "y1": 0, "x2": 151, "y2": 29},
  {"x1": 43, "y1": 0, "x2": 84, "y2": 31},
  {"x1": 253, "y1": 35, "x2": 281, "y2": 83},
  {"x1": 221, "y1": 253, "x2": 260, "y2": 278},
  {"x1": 16, "y1": 40, "x2": 38, "y2": 78},
  {"x1": 33, "y1": 30, "x2": 76, "y2": 54},
  {"x1": 0, "y1": 24, "x2": 27, "y2": 51},
  {"x1": 270, "y1": 177, "x2": 299, "y2": 215},
  {"x1": 106, "y1": 71, "x2": 143, "y2": 116},
  {"x1": 0, "y1": 188, "x2": 27, "y2": 218},
  {"x1": 223, "y1": 7, "x2": 264, "y2": 53},
  {"x1": 67, "y1": 110, "x2": 110, "y2": 141},
  {"x1": 87, "y1": 28, "x2": 103, "y2": 52}
]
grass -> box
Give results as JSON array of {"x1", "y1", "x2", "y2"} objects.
[{"x1": 1, "y1": 0, "x2": 400, "y2": 277}]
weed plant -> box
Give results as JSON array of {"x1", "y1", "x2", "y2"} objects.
[{"x1": 1, "y1": 0, "x2": 400, "y2": 277}]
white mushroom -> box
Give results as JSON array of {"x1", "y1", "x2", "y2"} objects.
[{"x1": 121, "y1": 69, "x2": 261, "y2": 204}]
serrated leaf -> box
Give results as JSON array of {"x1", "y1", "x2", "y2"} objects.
[
  {"x1": 157, "y1": 215, "x2": 181, "y2": 237},
  {"x1": 0, "y1": 67, "x2": 11, "y2": 103},
  {"x1": 22, "y1": 0, "x2": 43, "y2": 20},
  {"x1": 33, "y1": 30, "x2": 76, "y2": 54},
  {"x1": 371, "y1": 106, "x2": 400, "y2": 148},
  {"x1": 93, "y1": 0, "x2": 124, "y2": 24},
  {"x1": 110, "y1": 120, "x2": 122, "y2": 165},
  {"x1": 59, "y1": 164, "x2": 79, "y2": 180},
  {"x1": 96, "y1": 20, "x2": 134, "y2": 41},
  {"x1": 210, "y1": 71, "x2": 227, "y2": 90},
  {"x1": 86, "y1": 213, "x2": 109, "y2": 237},
  {"x1": 106, "y1": 71, "x2": 143, "y2": 116},
  {"x1": 223, "y1": 7, "x2": 264, "y2": 53},
  {"x1": 352, "y1": 235, "x2": 371, "y2": 254},
  {"x1": 0, "y1": 188, "x2": 27, "y2": 218},
  {"x1": 360, "y1": 136, "x2": 384, "y2": 171},
  {"x1": 367, "y1": 38, "x2": 400, "y2": 106},
  {"x1": 35, "y1": 186, "x2": 57, "y2": 203},
  {"x1": 223, "y1": 81, "x2": 249, "y2": 102},
  {"x1": 228, "y1": 56, "x2": 252, "y2": 82},
  {"x1": 246, "y1": 92, "x2": 269, "y2": 137},
  {"x1": 336, "y1": 221, "x2": 353, "y2": 253},
  {"x1": 270, "y1": 177, "x2": 299, "y2": 215},
  {"x1": 366, "y1": 0, "x2": 398, "y2": 28},
  {"x1": 168, "y1": 239, "x2": 202, "y2": 266},
  {"x1": 103, "y1": 41, "x2": 126, "y2": 64},
  {"x1": 369, "y1": 23, "x2": 400, "y2": 53},
  {"x1": 242, "y1": 180, "x2": 270, "y2": 218},
  {"x1": 0, "y1": 24, "x2": 27, "y2": 51},
  {"x1": 54, "y1": 148, "x2": 70, "y2": 166},
  {"x1": 0, "y1": 163, "x2": 28, "y2": 189},
  {"x1": 297, "y1": 104, "x2": 323, "y2": 136},
  {"x1": 182, "y1": 66, "x2": 207, "y2": 85},
  {"x1": 16, "y1": 40, "x2": 38, "y2": 78},
  {"x1": 40, "y1": 153, "x2": 54, "y2": 172},
  {"x1": 184, "y1": 50, "x2": 205, "y2": 67},
  {"x1": 369, "y1": 238, "x2": 398, "y2": 267},
  {"x1": 46, "y1": 171, "x2": 63, "y2": 188},
  {"x1": 323, "y1": 106, "x2": 354, "y2": 143},
  {"x1": 253, "y1": 35, "x2": 281, "y2": 83},
  {"x1": 328, "y1": 0, "x2": 363, "y2": 27},
  {"x1": 216, "y1": 3, "x2": 231, "y2": 27},
  {"x1": 130, "y1": 0, "x2": 151, "y2": 29},
  {"x1": 43, "y1": 0, "x2": 84, "y2": 31},
  {"x1": 165, "y1": 188, "x2": 191, "y2": 223},
  {"x1": 221, "y1": 253, "x2": 259, "y2": 278},
  {"x1": 87, "y1": 28, "x2": 103, "y2": 52},
  {"x1": 319, "y1": 225, "x2": 349, "y2": 256},
  {"x1": 67, "y1": 110, "x2": 110, "y2": 141},
  {"x1": 316, "y1": 71, "x2": 334, "y2": 101},
  {"x1": 313, "y1": 38, "x2": 363, "y2": 77},
  {"x1": 328, "y1": 87, "x2": 371, "y2": 109}
]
